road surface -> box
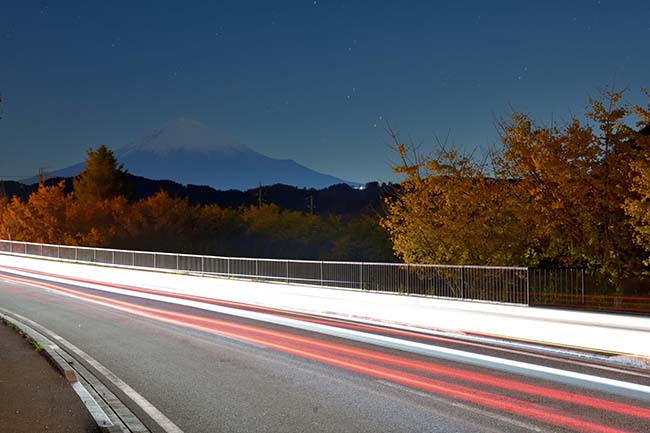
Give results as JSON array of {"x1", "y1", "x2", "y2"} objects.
[{"x1": 0, "y1": 269, "x2": 648, "y2": 433}]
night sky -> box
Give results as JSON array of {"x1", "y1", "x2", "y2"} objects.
[{"x1": 1, "y1": 1, "x2": 649, "y2": 184}]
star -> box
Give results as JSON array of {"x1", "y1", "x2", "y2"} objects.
[{"x1": 110, "y1": 36, "x2": 121, "y2": 48}]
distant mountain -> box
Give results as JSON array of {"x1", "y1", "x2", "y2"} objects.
[
  {"x1": 26, "y1": 118, "x2": 355, "y2": 190},
  {"x1": 3, "y1": 174, "x2": 392, "y2": 218}
]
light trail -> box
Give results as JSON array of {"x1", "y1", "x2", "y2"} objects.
[
  {"x1": 2, "y1": 264, "x2": 642, "y2": 371},
  {"x1": 3, "y1": 272, "x2": 649, "y2": 433}
]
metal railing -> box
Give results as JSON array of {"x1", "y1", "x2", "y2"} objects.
[
  {"x1": 529, "y1": 268, "x2": 650, "y2": 313},
  {"x1": 2, "y1": 239, "x2": 646, "y2": 312},
  {"x1": 0, "y1": 239, "x2": 533, "y2": 305}
]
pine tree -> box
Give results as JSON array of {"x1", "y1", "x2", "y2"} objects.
[{"x1": 73, "y1": 145, "x2": 130, "y2": 202}]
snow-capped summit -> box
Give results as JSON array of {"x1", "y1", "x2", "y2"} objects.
[
  {"x1": 119, "y1": 118, "x2": 246, "y2": 155},
  {"x1": 28, "y1": 119, "x2": 354, "y2": 190}
]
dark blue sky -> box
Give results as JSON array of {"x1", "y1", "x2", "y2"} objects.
[{"x1": 1, "y1": 1, "x2": 648, "y2": 183}]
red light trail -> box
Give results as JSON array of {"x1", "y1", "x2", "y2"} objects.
[{"x1": 2, "y1": 272, "x2": 649, "y2": 433}]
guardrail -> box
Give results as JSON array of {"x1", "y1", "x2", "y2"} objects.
[
  {"x1": 0, "y1": 239, "x2": 531, "y2": 305},
  {"x1": 1, "y1": 239, "x2": 647, "y2": 313}
]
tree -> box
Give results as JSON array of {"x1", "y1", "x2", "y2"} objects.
[
  {"x1": 332, "y1": 214, "x2": 395, "y2": 262},
  {"x1": 494, "y1": 89, "x2": 643, "y2": 280},
  {"x1": 383, "y1": 88, "x2": 649, "y2": 286},
  {"x1": 1, "y1": 181, "x2": 74, "y2": 244},
  {"x1": 241, "y1": 204, "x2": 337, "y2": 259},
  {"x1": 382, "y1": 139, "x2": 535, "y2": 266},
  {"x1": 200, "y1": 204, "x2": 246, "y2": 255},
  {"x1": 73, "y1": 145, "x2": 130, "y2": 202},
  {"x1": 623, "y1": 90, "x2": 650, "y2": 265},
  {"x1": 65, "y1": 196, "x2": 129, "y2": 246},
  {"x1": 118, "y1": 191, "x2": 206, "y2": 252}
]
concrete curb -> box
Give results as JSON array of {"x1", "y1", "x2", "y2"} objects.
[
  {"x1": 0, "y1": 308, "x2": 183, "y2": 433},
  {"x1": 0, "y1": 314, "x2": 121, "y2": 432}
]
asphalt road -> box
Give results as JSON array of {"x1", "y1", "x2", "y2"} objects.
[{"x1": 0, "y1": 269, "x2": 649, "y2": 433}]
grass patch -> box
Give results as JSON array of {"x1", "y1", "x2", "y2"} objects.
[{"x1": 32, "y1": 341, "x2": 44, "y2": 352}]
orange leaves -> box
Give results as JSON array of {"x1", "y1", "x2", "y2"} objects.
[
  {"x1": 0, "y1": 181, "x2": 132, "y2": 247},
  {"x1": 1, "y1": 181, "x2": 73, "y2": 244},
  {"x1": 0, "y1": 179, "x2": 396, "y2": 260},
  {"x1": 383, "y1": 87, "x2": 650, "y2": 284},
  {"x1": 623, "y1": 134, "x2": 650, "y2": 265}
]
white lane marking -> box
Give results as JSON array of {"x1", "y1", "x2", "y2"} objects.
[
  {"x1": 1, "y1": 309, "x2": 185, "y2": 433},
  {"x1": 6, "y1": 267, "x2": 650, "y2": 401}
]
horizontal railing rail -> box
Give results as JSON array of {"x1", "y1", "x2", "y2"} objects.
[
  {"x1": 2, "y1": 239, "x2": 646, "y2": 313},
  {"x1": 0, "y1": 239, "x2": 534, "y2": 305}
]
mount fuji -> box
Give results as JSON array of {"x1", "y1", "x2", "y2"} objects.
[{"x1": 32, "y1": 119, "x2": 354, "y2": 190}]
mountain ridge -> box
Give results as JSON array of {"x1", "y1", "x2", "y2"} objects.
[
  {"x1": 2, "y1": 175, "x2": 390, "y2": 218},
  {"x1": 25, "y1": 118, "x2": 356, "y2": 190}
]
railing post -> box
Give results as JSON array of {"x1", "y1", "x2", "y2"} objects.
[
  {"x1": 40, "y1": 244, "x2": 43, "y2": 257},
  {"x1": 176, "y1": 254, "x2": 179, "y2": 271},
  {"x1": 286, "y1": 260, "x2": 289, "y2": 283},
  {"x1": 75, "y1": 247, "x2": 78, "y2": 261},
  {"x1": 201, "y1": 256, "x2": 204, "y2": 274},
  {"x1": 526, "y1": 268, "x2": 531, "y2": 306},
  {"x1": 460, "y1": 266, "x2": 465, "y2": 299},
  {"x1": 153, "y1": 253, "x2": 156, "y2": 269},
  {"x1": 132, "y1": 251, "x2": 135, "y2": 267},
  {"x1": 57, "y1": 245, "x2": 60, "y2": 259},
  {"x1": 93, "y1": 248, "x2": 96, "y2": 262},
  {"x1": 112, "y1": 250, "x2": 115, "y2": 264},
  {"x1": 359, "y1": 262, "x2": 363, "y2": 290},
  {"x1": 320, "y1": 261, "x2": 324, "y2": 287},
  {"x1": 406, "y1": 264, "x2": 410, "y2": 294},
  {"x1": 581, "y1": 268, "x2": 585, "y2": 305},
  {"x1": 227, "y1": 257, "x2": 230, "y2": 277}
]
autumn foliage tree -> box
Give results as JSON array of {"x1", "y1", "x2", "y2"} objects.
[
  {"x1": 118, "y1": 191, "x2": 209, "y2": 253},
  {"x1": 382, "y1": 136, "x2": 536, "y2": 266},
  {"x1": 382, "y1": 88, "x2": 650, "y2": 287},
  {"x1": 241, "y1": 204, "x2": 340, "y2": 259},
  {"x1": 623, "y1": 90, "x2": 650, "y2": 265},
  {"x1": 1, "y1": 181, "x2": 75, "y2": 244}
]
